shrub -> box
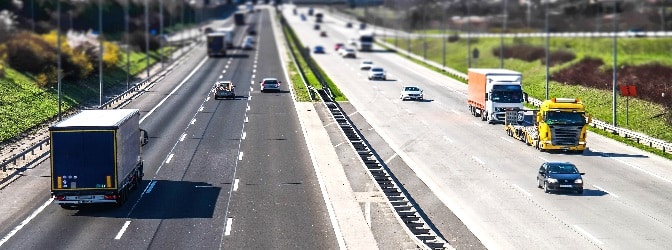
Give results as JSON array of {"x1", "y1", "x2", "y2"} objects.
[
  {"x1": 128, "y1": 31, "x2": 160, "y2": 52},
  {"x1": 103, "y1": 41, "x2": 121, "y2": 69},
  {"x1": 4, "y1": 32, "x2": 57, "y2": 77},
  {"x1": 42, "y1": 31, "x2": 94, "y2": 81}
]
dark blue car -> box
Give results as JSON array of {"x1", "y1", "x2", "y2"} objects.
[
  {"x1": 537, "y1": 162, "x2": 585, "y2": 194},
  {"x1": 313, "y1": 45, "x2": 325, "y2": 54}
]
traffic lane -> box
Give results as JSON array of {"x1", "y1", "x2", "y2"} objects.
[{"x1": 220, "y1": 9, "x2": 338, "y2": 249}]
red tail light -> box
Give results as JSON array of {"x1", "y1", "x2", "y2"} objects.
[
  {"x1": 55, "y1": 195, "x2": 65, "y2": 201},
  {"x1": 104, "y1": 194, "x2": 118, "y2": 200}
]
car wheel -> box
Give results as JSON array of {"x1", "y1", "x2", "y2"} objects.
[
  {"x1": 575, "y1": 188, "x2": 583, "y2": 195},
  {"x1": 543, "y1": 182, "x2": 550, "y2": 193},
  {"x1": 537, "y1": 178, "x2": 542, "y2": 188}
]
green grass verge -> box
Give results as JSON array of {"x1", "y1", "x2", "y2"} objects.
[
  {"x1": 281, "y1": 18, "x2": 347, "y2": 102},
  {"x1": 286, "y1": 56, "x2": 312, "y2": 102},
  {"x1": 0, "y1": 48, "x2": 165, "y2": 142}
]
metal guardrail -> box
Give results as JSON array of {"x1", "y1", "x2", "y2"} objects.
[{"x1": 376, "y1": 38, "x2": 672, "y2": 155}]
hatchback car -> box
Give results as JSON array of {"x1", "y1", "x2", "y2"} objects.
[
  {"x1": 368, "y1": 67, "x2": 386, "y2": 80},
  {"x1": 260, "y1": 78, "x2": 281, "y2": 92},
  {"x1": 334, "y1": 43, "x2": 345, "y2": 51},
  {"x1": 537, "y1": 162, "x2": 585, "y2": 194},
  {"x1": 359, "y1": 60, "x2": 373, "y2": 70},
  {"x1": 400, "y1": 86, "x2": 423, "y2": 101},
  {"x1": 313, "y1": 45, "x2": 325, "y2": 54}
]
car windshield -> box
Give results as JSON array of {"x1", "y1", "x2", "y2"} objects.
[
  {"x1": 404, "y1": 87, "x2": 420, "y2": 91},
  {"x1": 362, "y1": 61, "x2": 372, "y2": 65},
  {"x1": 264, "y1": 80, "x2": 278, "y2": 84},
  {"x1": 548, "y1": 163, "x2": 579, "y2": 174},
  {"x1": 372, "y1": 68, "x2": 383, "y2": 72}
]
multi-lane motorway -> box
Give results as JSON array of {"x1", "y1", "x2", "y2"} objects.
[
  {"x1": 0, "y1": 8, "x2": 342, "y2": 249},
  {"x1": 284, "y1": 5, "x2": 672, "y2": 250}
]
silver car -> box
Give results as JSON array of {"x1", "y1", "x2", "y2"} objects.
[
  {"x1": 260, "y1": 78, "x2": 281, "y2": 92},
  {"x1": 368, "y1": 67, "x2": 386, "y2": 80}
]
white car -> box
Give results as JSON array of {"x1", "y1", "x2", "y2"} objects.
[
  {"x1": 348, "y1": 38, "x2": 357, "y2": 45},
  {"x1": 368, "y1": 67, "x2": 386, "y2": 80},
  {"x1": 359, "y1": 60, "x2": 373, "y2": 70},
  {"x1": 341, "y1": 48, "x2": 357, "y2": 58},
  {"x1": 400, "y1": 86, "x2": 424, "y2": 101},
  {"x1": 260, "y1": 78, "x2": 281, "y2": 92}
]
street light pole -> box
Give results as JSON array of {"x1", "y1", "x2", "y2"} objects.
[
  {"x1": 612, "y1": 0, "x2": 618, "y2": 126},
  {"x1": 160, "y1": 0, "x2": 164, "y2": 68},
  {"x1": 467, "y1": 1, "x2": 471, "y2": 68},
  {"x1": 500, "y1": 0, "x2": 507, "y2": 68},
  {"x1": 57, "y1": 0, "x2": 62, "y2": 121},
  {"x1": 126, "y1": 0, "x2": 130, "y2": 90},
  {"x1": 145, "y1": 0, "x2": 150, "y2": 79},
  {"x1": 99, "y1": 0, "x2": 103, "y2": 108},
  {"x1": 545, "y1": 0, "x2": 550, "y2": 100}
]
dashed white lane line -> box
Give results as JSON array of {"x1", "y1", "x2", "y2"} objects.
[
  {"x1": 145, "y1": 180, "x2": 157, "y2": 194},
  {"x1": 573, "y1": 225, "x2": 604, "y2": 245},
  {"x1": 471, "y1": 121, "x2": 483, "y2": 127},
  {"x1": 179, "y1": 133, "x2": 187, "y2": 142},
  {"x1": 165, "y1": 154, "x2": 174, "y2": 164},
  {"x1": 602, "y1": 153, "x2": 672, "y2": 185},
  {"x1": 244, "y1": 116, "x2": 249, "y2": 123},
  {"x1": 0, "y1": 198, "x2": 53, "y2": 247},
  {"x1": 222, "y1": 70, "x2": 226, "y2": 74},
  {"x1": 224, "y1": 218, "x2": 233, "y2": 236},
  {"x1": 451, "y1": 109, "x2": 460, "y2": 114},
  {"x1": 242, "y1": 132, "x2": 247, "y2": 140},
  {"x1": 500, "y1": 136, "x2": 515, "y2": 144},
  {"x1": 219, "y1": 75, "x2": 223, "y2": 79},
  {"x1": 238, "y1": 152, "x2": 244, "y2": 161},
  {"x1": 472, "y1": 156, "x2": 485, "y2": 165},
  {"x1": 190, "y1": 119, "x2": 196, "y2": 125},
  {"x1": 199, "y1": 106, "x2": 204, "y2": 112},
  {"x1": 233, "y1": 179, "x2": 240, "y2": 192},
  {"x1": 512, "y1": 184, "x2": 533, "y2": 197},
  {"x1": 246, "y1": 104, "x2": 250, "y2": 111},
  {"x1": 538, "y1": 156, "x2": 549, "y2": 162},
  {"x1": 592, "y1": 185, "x2": 619, "y2": 198},
  {"x1": 114, "y1": 221, "x2": 132, "y2": 240}
]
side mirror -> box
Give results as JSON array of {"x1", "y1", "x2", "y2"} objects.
[
  {"x1": 580, "y1": 173, "x2": 585, "y2": 175},
  {"x1": 140, "y1": 129, "x2": 149, "y2": 146},
  {"x1": 484, "y1": 93, "x2": 488, "y2": 100},
  {"x1": 538, "y1": 170, "x2": 544, "y2": 174},
  {"x1": 523, "y1": 92, "x2": 529, "y2": 103}
]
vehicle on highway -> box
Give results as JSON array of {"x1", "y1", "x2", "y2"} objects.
[
  {"x1": 400, "y1": 86, "x2": 424, "y2": 101},
  {"x1": 334, "y1": 43, "x2": 345, "y2": 51},
  {"x1": 308, "y1": 7, "x2": 314, "y2": 16},
  {"x1": 260, "y1": 78, "x2": 281, "y2": 92},
  {"x1": 359, "y1": 60, "x2": 373, "y2": 70},
  {"x1": 341, "y1": 48, "x2": 356, "y2": 58},
  {"x1": 357, "y1": 31, "x2": 375, "y2": 51},
  {"x1": 368, "y1": 67, "x2": 386, "y2": 80},
  {"x1": 359, "y1": 23, "x2": 367, "y2": 29},
  {"x1": 313, "y1": 45, "x2": 325, "y2": 54},
  {"x1": 214, "y1": 80, "x2": 236, "y2": 99},
  {"x1": 348, "y1": 37, "x2": 357, "y2": 46},
  {"x1": 468, "y1": 68, "x2": 523, "y2": 123},
  {"x1": 300, "y1": 14, "x2": 306, "y2": 21},
  {"x1": 50, "y1": 109, "x2": 148, "y2": 207},
  {"x1": 320, "y1": 31, "x2": 327, "y2": 37},
  {"x1": 234, "y1": 12, "x2": 245, "y2": 26},
  {"x1": 346, "y1": 22, "x2": 352, "y2": 28},
  {"x1": 314, "y1": 24, "x2": 320, "y2": 30},
  {"x1": 315, "y1": 13, "x2": 323, "y2": 23},
  {"x1": 206, "y1": 32, "x2": 227, "y2": 57},
  {"x1": 242, "y1": 37, "x2": 254, "y2": 50},
  {"x1": 537, "y1": 162, "x2": 585, "y2": 194}
]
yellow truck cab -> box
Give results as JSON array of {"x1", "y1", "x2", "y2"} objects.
[{"x1": 536, "y1": 98, "x2": 591, "y2": 153}]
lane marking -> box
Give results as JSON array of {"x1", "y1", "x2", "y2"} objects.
[
  {"x1": 500, "y1": 136, "x2": 515, "y2": 144},
  {"x1": 471, "y1": 121, "x2": 483, "y2": 127},
  {"x1": 512, "y1": 184, "x2": 533, "y2": 197},
  {"x1": 538, "y1": 156, "x2": 549, "y2": 162},
  {"x1": 365, "y1": 201, "x2": 371, "y2": 227},
  {"x1": 451, "y1": 109, "x2": 460, "y2": 114},
  {"x1": 238, "y1": 152, "x2": 244, "y2": 161},
  {"x1": 244, "y1": 116, "x2": 249, "y2": 123},
  {"x1": 114, "y1": 221, "x2": 132, "y2": 240},
  {"x1": 592, "y1": 185, "x2": 619, "y2": 198},
  {"x1": 442, "y1": 136, "x2": 453, "y2": 143},
  {"x1": 199, "y1": 106, "x2": 204, "y2": 112},
  {"x1": 573, "y1": 225, "x2": 604, "y2": 245},
  {"x1": 472, "y1": 156, "x2": 485, "y2": 165},
  {"x1": 190, "y1": 119, "x2": 196, "y2": 125},
  {"x1": 179, "y1": 133, "x2": 187, "y2": 142},
  {"x1": 222, "y1": 70, "x2": 226, "y2": 74},
  {"x1": 246, "y1": 104, "x2": 250, "y2": 111},
  {"x1": 224, "y1": 218, "x2": 233, "y2": 236},
  {"x1": 140, "y1": 56, "x2": 208, "y2": 123},
  {"x1": 0, "y1": 198, "x2": 53, "y2": 247},
  {"x1": 219, "y1": 75, "x2": 223, "y2": 79},
  {"x1": 233, "y1": 179, "x2": 239, "y2": 191},
  {"x1": 242, "y1": 132, "x2": 247, "y2": 140},
  {"x1": 165, "y1": 154, "x2": 174, "y2": 164},
  {"x1": 601, "y1": 153, "x2": 672, "y2": 185}
]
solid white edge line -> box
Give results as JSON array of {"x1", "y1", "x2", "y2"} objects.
[
  {"x1": 573, "y1": 225, "x2": 604, "y2": 245},
  {"x1": 0, "y1": 198, "x2": 54, "y2": 247},
  {"x1": 224, "y1": 218, "x2": 233, "y2": 236},
  {"x1": 233, "y1": 179, "x2": 239, "y2": 192},
  {"x1": 179, "y1": 133, "x2": 187, "y2": 141},
  {"x1": 140, "y1": 56, "x2": 209, "y2": 123},
  {"x1": 114, "y1": 221, "x2": 132, "y2": 240}
]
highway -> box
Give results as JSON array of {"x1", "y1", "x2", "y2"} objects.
[
  {"x1": 0, "y1": 8, "x2": 338, "y2": 249},
  {"x1": 285, "y1": 5, "x2": 672, "y2": 249}
]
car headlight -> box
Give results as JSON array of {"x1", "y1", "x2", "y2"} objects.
[
  {"x1": 547, "y1": 178, "x2": 558, "y2": 183},
  {"x1": 574, "y1": 179, "x2": 583, "y2": 184}
]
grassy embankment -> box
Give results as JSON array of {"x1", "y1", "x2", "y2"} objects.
[
  {"x1": 282, "y1": 18, "x2": 347, "y2": 102},
  {"x1": 383, "y1": 35, "x2": 672, "y2": 158},
  {"x1": 0, "y1": 49, "x2": 170, "y2": 142}
]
